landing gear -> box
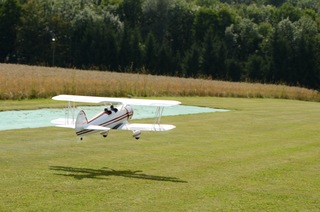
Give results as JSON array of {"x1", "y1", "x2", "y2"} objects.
[
  {"x1": 101, "y1": 131, "x2": 109, "y2": 138},
  {"x1": 132, "y1": 130, "x2": 141, "y2": 140}
]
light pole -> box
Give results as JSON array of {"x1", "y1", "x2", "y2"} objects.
[{"x1": 52, "y1": 37, "x2": 56, "y2": 66}]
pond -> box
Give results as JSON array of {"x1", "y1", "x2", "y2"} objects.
[{"x1": 0, "y1": 105, "x2": 229, "y2": 131}]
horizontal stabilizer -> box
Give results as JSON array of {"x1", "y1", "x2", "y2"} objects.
[
  {"x1": 51, "y1": 118, "x2": 75, "y2": 128},
  {"x1": 117, "y1": 123, "x2": 176, "y2": 131},
  {"x1": 85, "y1": 125, "x2": 110, "y2": 131}
]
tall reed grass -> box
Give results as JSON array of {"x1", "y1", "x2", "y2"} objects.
[{"x1": 0, "y1": 63, "x2": 319, "y2": 101}]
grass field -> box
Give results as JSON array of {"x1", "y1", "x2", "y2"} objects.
[{"x1": 0, "y1": 97, "x2": 319, "y2": 211}]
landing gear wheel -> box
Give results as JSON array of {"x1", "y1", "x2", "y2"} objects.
[{"x1": 132, "y1": 130, "x2": 141, "y2": 140}]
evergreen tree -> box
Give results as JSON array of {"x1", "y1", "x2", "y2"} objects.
[
  {"x1": 183, "y1": 44, "x2": 201, "y2": 78},
  {"x1": 142, "y1": 0, "x2": 173, "y2": 41},
  {"x1": 118, "y1": 0, "x2": 143, "y2": 29},
  {"x1": 118, "y1": 26, "x2": 132, "y2": 71},
  {"x1": 131, "y1": 28, "x2": 143, "y2": 71},
  {"x1": 16, "y1": 0, "x2": 51, "y2": 64},
  {"x1": 245, "y1": 54, "x2": 267, "y2": 82},
  {"x1": 193, "y1": 8, "x2": 218, "y2": 43},
  {"x1": 167, "y1": 3, "x2": 194, "y2": 54},
  {"x1": 271, "y1": 18, "x2": 296, "y2": 84},
  {"x1": 201, "y1": 28, "x2": 215, "y2": 78},
  {"x1": 0, "y1": 0, "x2": 21, "y2": 62},
  {"x1": 143, "y1": 32, "x2": 158, "y2": 74},
  {"x1": 104, "y1": 29, "x2": 119, "y2": 70},
  {"x1": 156, "y1": 43, "x2": 175, "y2": 75},
  {"x1": 225, "y1": 59, "x2": 242, "y2": 82}
]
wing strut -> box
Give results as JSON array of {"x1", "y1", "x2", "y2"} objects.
[
  {"x1": 153, "y1": 106, "x2": 164, "y2": 128},
  {"x1": 65, "y1": 101, "x2": 76, "y2": 126}
]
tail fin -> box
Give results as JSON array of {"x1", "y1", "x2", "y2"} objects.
[{"x1": 75, "y1": 110, "x2": 88, "y2": 134}]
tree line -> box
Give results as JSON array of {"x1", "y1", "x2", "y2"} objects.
[{"x1": 1, "y1": 0, "x2": 320, "y2": 89}]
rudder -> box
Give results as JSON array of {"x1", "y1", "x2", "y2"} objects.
[{"x1": 75, "y1": 110, "x2": 88, "y2": 134}]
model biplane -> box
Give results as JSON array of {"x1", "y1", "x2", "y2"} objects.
[{"x1": 51, "y1": 95, "x2": 181, "y2": 140}]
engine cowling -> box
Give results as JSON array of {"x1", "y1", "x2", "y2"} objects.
[
  {"x1": 125, "y1": 105, "x2": 134, "y2": 120},
  {"x1": 132, "y1": 130, "x2": 141, "y2": 140}
]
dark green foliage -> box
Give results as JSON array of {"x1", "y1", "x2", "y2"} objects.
[
  {"x1": 225, "y1": 59, "x2": 242, "y2": 81},
  {"x1": 245, "y1": 54, "x2": 269, "y2": 82},
  {"x1": 143, "y1": 32, "x2": 158, "y2": 74},
  {"x1": 16, "y1": 0, "x2": 51, "y2": 64},
  {"x1": 118, "y1": 0, "x2": 143, "y2": 28},
  {"x1": 183, "y1": 44, "x2": 201, "y2": 78},
  {"x1": 167, "y1": 3, "x2": 194, "y2": 54},
  {"x1": 201, "y1": 28, "x2": 227, "y2": 79},
  {"x1": 1, "y1": 0, "x2": 319, "y2": 89},
  {"x1": 141, "y1": 0, "x2": 172, "y2": 41},
  {"x1": 0, "y1": 0, "x2": 20, "y2": 62},
  {"x1": 273, "y1": 2, "x2": 303, "y2": 23}
]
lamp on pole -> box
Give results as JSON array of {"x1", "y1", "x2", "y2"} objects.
[{"x1": 52, "y1": 37, "x2": 56, "y2": 66}]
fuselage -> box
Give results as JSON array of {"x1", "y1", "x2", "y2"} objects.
[{"x1": 75, "y1": 105, "x2": 133, "y2": 137}]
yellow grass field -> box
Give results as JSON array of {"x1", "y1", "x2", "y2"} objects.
[{"x1": 0, "y1": 63, "x2": 319, "y2": 101}]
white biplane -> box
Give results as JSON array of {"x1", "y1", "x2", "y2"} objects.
[{"x1": 51, "y1": 95, "x2": 181, "y2": 140}]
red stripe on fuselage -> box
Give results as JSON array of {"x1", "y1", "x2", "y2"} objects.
[{"x1": 76, "y1": 113, "x2": 129, "y2": 136}]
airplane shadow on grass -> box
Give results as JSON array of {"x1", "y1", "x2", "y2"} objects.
[{"x1": 49, "y1": 166, "x2": 187, "y2": 183}]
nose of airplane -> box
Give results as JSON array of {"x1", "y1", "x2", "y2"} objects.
[{"x1": 125, "y1": 105, "x2": 134, "y2": 119}]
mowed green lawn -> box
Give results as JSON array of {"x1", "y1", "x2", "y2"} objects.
[{"x1": 0, "y1": 97, "x2": 319, "y2": 211}]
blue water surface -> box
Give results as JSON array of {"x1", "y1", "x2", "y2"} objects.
[{"x1": 0, "y1": 105, "x2": 228, "y2": 131}]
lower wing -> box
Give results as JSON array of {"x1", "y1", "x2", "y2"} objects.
[
  {"x1": 51, "y1": 118, "x2": 174, "y2": 131},
  {"x1": 117, "y1": 123, "x2": 176, "y2": 131}
]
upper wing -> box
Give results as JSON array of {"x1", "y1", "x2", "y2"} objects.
[
  {"x1": 52, "y1": 95, "x2": 181, "y2": 107},
  {"x1": 117, "y1": 123, "x2": 176, "y2": 131}
]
